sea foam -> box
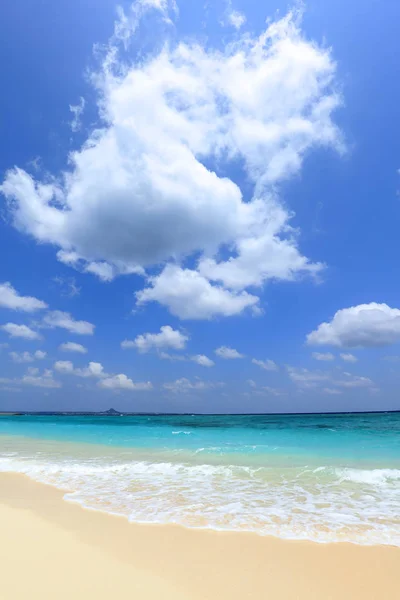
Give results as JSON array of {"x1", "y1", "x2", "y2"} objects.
[{"x1": 0, "y1": 453, "x2": 399, "y2": 546}]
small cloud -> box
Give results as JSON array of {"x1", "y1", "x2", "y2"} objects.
[
  {"x1": 59, "y1": 342, "x2": 88, "y2": 354},
  {"x1": 42, "y1": 311, "x2": 94, "y2": 335},
  {"x1": 1, "y1": 323, "x2": 41, "y2": 340},
  {"x1": 122, "y1": 326, "x2": 188, "y2": 353},
  {"x1": 191, "y1": 354, "x2": 215, "y2": 367},
  {"x1": 54, "y1": 360, "x2": 106, "y2": 378},
  {"x1": 163, "y1": 378, "x2": 224, "y2": 393},
  {"x1": 27, "y1": 156, "x2": 42, "y2": 172},
  {"x1": 69, "y1": 97, "x2": 85, "y2": 132},
  {"x1": 252, "y1": 358, "x2": 278, "y2": 371},
  {"x1": 221, "y1": 1, "x2": 246, "y2": 30},
  {"x1": 262, "y1": 386, "x2": 285, "y2": 397},
  {"x1": 158, "y1": 351, "x2": 187, "y2": 361},
  {"x1": 9, "y1": 350, "x2": 46, "y2": 363},
  {"x1": 340, "y1": 353, "x2": 357, "y2": 363},
  {"x1": 215, "y1": 346, "x2": 244, "y2": 359},
  {"x1": 312, "y1": 352, "x2": 334, "y2": 361},
  {"x1": 53, "y1": 276, "x2": 81, "y2": 298},
  {"x1": 0, "y1": 282, "x2": 47, "y2": 312},
  {"x1": 383, "y1": 355, "x2": 400, "y2": 362},
  {"x1": 227, "y1": 9, "x2": 246, "y2": 29},
  {"x1": 1, "y1": 367, "x2": 63, "y2": 388},
  {"x1": 323, "y1": 387, "x2": 342, "y2": 395},
  {"x1": 98, "y1": 374, "x2": 152, "y2": 391}
]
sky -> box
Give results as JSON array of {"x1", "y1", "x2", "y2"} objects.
[{"x1": 0, "y1": 0, "x2": 400, "y2": 413}]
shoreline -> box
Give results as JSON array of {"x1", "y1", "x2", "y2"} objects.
[{"x1": 0, "y1": 473, "x2": 399, "y2": 599}]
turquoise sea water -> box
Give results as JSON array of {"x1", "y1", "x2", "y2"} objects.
[{"x1": 0, "y1": 412, "x2": 399, "y2": 545}]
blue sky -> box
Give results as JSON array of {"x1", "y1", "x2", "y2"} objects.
[{"x1": 0, "y1": 0, "x2": 400, "y2": 413}]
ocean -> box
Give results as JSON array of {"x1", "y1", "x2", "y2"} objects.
[{"x1": 0, "y1": 412, "x2": 399, "y2": 545}]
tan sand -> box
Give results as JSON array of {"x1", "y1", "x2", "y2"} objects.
[{"x1": 0, "y1": 473, "x2": 398, "y2": 600}]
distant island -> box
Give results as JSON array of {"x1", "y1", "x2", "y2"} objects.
[{"x1": 101, "y1": 408, "x2": 122, "y2": 416}]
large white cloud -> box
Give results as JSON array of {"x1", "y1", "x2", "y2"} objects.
[
  {"x1": 136, "y1": 265, "x2": 259, "y2": 319},
  {"x1": 0, "y1": 282, "x2": 47, "y2": 312},
  {"x1": 0, "y1": 7, "x2": 343, "y2": 320},
  {"x1": 307, "y1": 303, "x2": 400, "y2": 348},
  {"x1": 121, "y1": 325, "x2": 188, "y2": 352}
]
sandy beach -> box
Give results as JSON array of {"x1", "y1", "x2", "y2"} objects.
[{"x1": 0, "y1": 473, "x2": 398, "y2": 600}]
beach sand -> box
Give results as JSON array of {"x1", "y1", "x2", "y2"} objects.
[{"x1": 0, "y1": 473, "x2": 398, "y2": 599}]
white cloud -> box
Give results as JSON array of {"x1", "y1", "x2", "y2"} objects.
[
  {"x1": 191, "y1": 354, "x2": 215, "y2": 367},
  {"x1": 262, "y1": 386, "x2": 285, "y2": 396},
  {"x1": 307, "y1": 303, "x2": 400, "y2": 348},
  {"x1": 1, "y1": 323, "x2": 40, "y2": 340},
  {"x1": 59, "y1": 342, "x2": 88, "y2": 354},
  {"x1": 54, "y1": 360, "x2": 105, "y2": 378},
  {"x1": 340, "y1": 352, "x2": 357, "y2": 363},
  {"x1": 1, "y1": 8, "x2": 342, "y2": 320},
  {"x1": 198, "y1": 201, "x2": 323, "y2": 290},
  {"x1": 1, "y1": 368, "x2": 62, "y2": 389},
  {"x1": 215, "y1": 346, "x2": 244, "y2": 359},
  {"x1": 122, "y1": 325, "x2": 188, "y2": 352},
  {"x1": 75, "y1": 362, "x2": 105, "y2": 378},
  {"x1": 98, "y1": 374, "x2": 153, "y2": 391},
  {"x1": 69, "y1": 97, "x2": 85, "y2": 132},
  {"x1": 84, "y1": 261, "x2": 115, "y2": 282},
  {"x1": 53, "y1": 276, "x2": 81, "y2": 298},
  {"x1": 53, "y1": 360, "x2": 74, "y2": 374},
  {"x1": 0, "y1": 282, "x2": 47, "y2": 312},
  {"x1": 287, "y1": 366, "x2": 330, "y2": 388},
  {"x1": 323, "y1": 388, "x2": 342, "y2": 395},
  {"x1": 287, "y1": 366, "x2": 373, "y2": 390},
  {"x1": 10, "y1": 351, "x2": 34, "y2": 363},
  {"x1": 334, "y1": 373, "x2": 373, "y2": 389},
  {"x1": 163, "y1": 377, "x2": 223, "y2": 393},
  {"x1": 10, "y1": 350, "x2": 46, "y2": 363},
  {"x1": 43, "y1": 311, "x2": 95, "y2": 335},
  {"x1": 27, "y1": 366, "x2": 39, "y2": 376},
  {"x1": 247, "y1": 379, "x2": 284, "y2": 396},
  {"x1": 136, "y1": 265, "x2": 259, "y2": 319},
  {"x1": 21, "y1": 370, "x2": 61, "y2": 388},
  {"x1": 158, "y1": 351, "x2": 187, "y2": 361},
  {"x1": 312, "y1": 352, "x2": 334, "y2": 361},
  {"x1": 227, "y1": 10, "x2": 246, "y2": 30},
  {"x1": 54, "y1": 359, "x2": 151, "y2": 391},
  {"x1": 252, "y1": 358, "x2": 278, "y2": 371},
  {"x1": 383, "y1": 355, "x2": 400, "y2": 363}
]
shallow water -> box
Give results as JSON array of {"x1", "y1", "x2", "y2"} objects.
[{"x1": 0, "y1": 413, "x2": 399, "y2": 545}]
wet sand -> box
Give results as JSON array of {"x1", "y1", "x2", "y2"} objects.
[{"x1": 0, "y1": 473, "x2": 398, "y2": 599}]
